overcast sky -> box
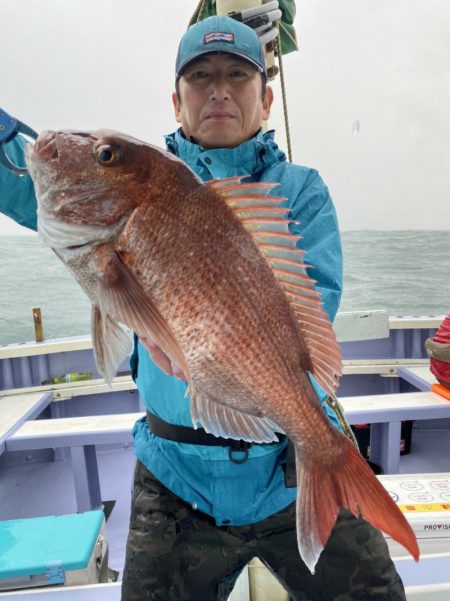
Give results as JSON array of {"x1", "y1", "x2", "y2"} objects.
[{"x1": 1, "y1": 0, "x2": 449, "y2": 235}]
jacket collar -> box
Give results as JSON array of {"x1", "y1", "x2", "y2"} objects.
[{"x1": 164, "y1": 128, "x2": 285, "y2": 180}]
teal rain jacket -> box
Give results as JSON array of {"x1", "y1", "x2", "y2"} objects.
[
  {"x1": 0, "y1": 138, "x2": 37, "y2": 231},
  {"x1": 132, "y1": 128, "x2": 343, "y2": 526},
  {"x1": 0, "y1": 129, "x2": 343, "y2": 527}
]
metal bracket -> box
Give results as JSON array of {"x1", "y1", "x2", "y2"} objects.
[
  {"x1": 45, "y1": 559, "x2": 65, "y2": 585},
  {"x1": 0, "y1": 107, "x2": 38, "y2": 175}
]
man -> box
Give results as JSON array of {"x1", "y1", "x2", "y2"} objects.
[
  {"x1": 121, "y1": 16, "x2": 407, "y2": 601},
  {"x1": 0, "y1": 15, "x2": 406, "y2": 601}
]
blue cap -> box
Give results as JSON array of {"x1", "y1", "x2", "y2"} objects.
[{"x1": 175, "y1": 16, "x2": 267, "y2": 80}]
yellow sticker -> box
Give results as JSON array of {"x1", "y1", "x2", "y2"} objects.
[{"x1": 399, "y1": 503, "x2": 450, "y2": 513}]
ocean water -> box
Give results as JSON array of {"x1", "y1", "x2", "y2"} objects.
[{"x1": 0, "y1": 231, "x2": 449, "y2": 346}]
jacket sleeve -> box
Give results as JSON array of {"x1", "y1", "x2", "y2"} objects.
[
  {"x1": 289, "y1": 169, "x2": 343, "y2": 323},
  {"x1": 0, "y1": 136, "x2": 38, "y2": 231}
]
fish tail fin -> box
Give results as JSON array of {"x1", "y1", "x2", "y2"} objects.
[{"x1": 295, "y1": 434, "x2": 420, "y2": 573}]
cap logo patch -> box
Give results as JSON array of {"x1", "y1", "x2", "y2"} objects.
[{"x1": 204, "y1": 32, "x2": 234, "y2": 44}]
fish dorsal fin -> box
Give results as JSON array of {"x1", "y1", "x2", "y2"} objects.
[
  {"x1": 207, "y1": 177, "x2": 342, "y2": 396},
  {"x1": 95, "y1": 250, "x2": 193, "y2": 390},
  {"x1": 190, "y1": 390, "x2": 282, "y2": 444}
]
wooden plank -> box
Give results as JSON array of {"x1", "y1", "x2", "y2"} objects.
[
  {"x1": 398, "y1": 366, "x2": 438, "y2": 391},
  {"x1": 0, "y1": 392, "x2": 52, "y2": 454},
  {"x1": 32, "y1": 307, "x2": 44, "y2": 343},
  {"x1": 6, "y1": 413, "x2": 144, "y2": 451},
  {"x1": 7, "y1": 391, "x2": 450, "y2": 450},
  {"x1": 0, "y1": 360, "x2": 431, "y2": 402},
  {"x1": 52, "y1": 379, "x2": 137, "y2": 401},
  {"x1": 341, "y1": 391, "x2": 450, "y2": 425},
  {"x1": 342, "y1": 358, "x2": 429, "y2": 376},
  {"x1": 0, "y1": 376, "x2": 137, "y2": 400},
  {"x1": 389, "y1": 316, "x2": 444, "y2": 330},
  {"x1": 0, "y1": 336, "x2": 94, "y2": 359}
]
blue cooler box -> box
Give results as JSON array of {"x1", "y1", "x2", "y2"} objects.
[{"x1": 0, "y1": 511, "x2": 108, "y2": 591}]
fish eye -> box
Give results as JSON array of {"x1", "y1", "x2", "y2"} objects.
[{"x1": 94, "y1": 144, "x2": 121, "y2": 166}]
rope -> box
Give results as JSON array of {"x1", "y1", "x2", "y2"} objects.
[{"x1": 276, "y1": 34, "x2": 293, "y2": 163}]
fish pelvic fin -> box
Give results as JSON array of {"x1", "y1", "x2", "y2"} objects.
[
  {"x1": 95, "y1": 250, "x2": 192, "y2": 390},
  {"x1": 92, "y1": 307, "x2": 133, "y2": 385},
  {"x1": 296, "y1": 434, "x2": 419, "y2": 574},
  {"x1": 190, "y1": 390, "x2": 281, "y2": 443},
  {"x1": 208, "y1": 177, "x2": 341, "y2": 398}
]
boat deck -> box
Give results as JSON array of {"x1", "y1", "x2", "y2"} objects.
[
  {"x1": 1, "y1": 315, "x2": 449, "y2": 596},
  {"x1": 1, "y1": 419, "x2": 449, "y2": 579}
]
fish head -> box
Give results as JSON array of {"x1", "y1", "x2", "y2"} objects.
[{"x1": 25, "y1": 129, "x2": 173, "y2": 252}]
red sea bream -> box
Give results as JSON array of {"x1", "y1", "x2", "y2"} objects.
[{"x1": 25, "y1": 130, "x2": 419, "y2": 572}]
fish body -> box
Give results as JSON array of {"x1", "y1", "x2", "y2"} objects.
[{"x1": 26, "y1": 130, "x2": 419, "y2": 572}]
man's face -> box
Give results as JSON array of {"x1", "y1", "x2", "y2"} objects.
[{"x1": 172, "y1": 53, "x2": 273, "y2": 149}]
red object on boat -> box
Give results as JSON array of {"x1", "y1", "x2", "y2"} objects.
[
  {"x1": 432, "y1": 315, "x2": 450, "y2": 343},
  {"x1": 427, "y1": 316, "x2": 450, "y2": 388},
  {"x1": 430, "y1": 357, "x2": 450, "y2": 388}
]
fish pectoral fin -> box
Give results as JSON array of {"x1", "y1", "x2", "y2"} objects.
[
  {"x1": 96, "y1": 251, "x2": 191, "y2": 388},
  {"x1": 295, "y1": 434, "x2": 419, "y2": 574},
  {"x1": 190, "y1": 391, "x2": 281, "y2": 444},
  {"x1": 92, "y1": 306, "x2": 133, "y2": 385}
]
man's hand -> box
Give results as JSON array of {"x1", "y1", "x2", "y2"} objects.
[
  {"x1": 138, "y1": 336, "x2": 187, "y2": 381},
  {"x1": 230, "y1": 0, "x2": 282, "y2": 46}
]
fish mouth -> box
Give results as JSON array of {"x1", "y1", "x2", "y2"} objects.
[
  {"x1": 65, "y1": 242, "x2": 92, "y2": 251},
  {"x1": 25, "y1": 131, "x2": 59, "y2": 175},
  {"x1": 26, "y1": 130, "x2": 95, "y2": 164},
  {"x1": 24, "y1": 131, "x2": 59, "y2": 165},
  {"x1": 56, "y1": 242, "x2": 97, "y2": 261}
]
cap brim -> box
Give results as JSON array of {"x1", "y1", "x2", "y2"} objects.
[{"x1": 177, "y1": 50, "x2": 265, "y2": 79}]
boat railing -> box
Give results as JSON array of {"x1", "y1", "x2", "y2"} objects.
[
  {"x1": 0, "y1": 312, "x2": 443, "y2": 392},
  {"x1": 0, "y1": 313, "x2": 444, "y2": 359}
]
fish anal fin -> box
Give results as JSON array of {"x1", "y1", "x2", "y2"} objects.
[
  {"x1": 95, "y1": 251, "x2": 192, "y2": 390},
  {"x1": 92, "y1": 306, "x2": 133, "y2": 385},
  {"x1": 190, "y1": 391, "x2": 281, "y2": 444},
  {"x1": 296, "y1": 434, "x2": 420, "y2": 573}
]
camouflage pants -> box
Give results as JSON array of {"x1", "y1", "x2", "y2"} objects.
[{"x1": 121, "y1": 461, "x2": 406, "y2": 601}]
